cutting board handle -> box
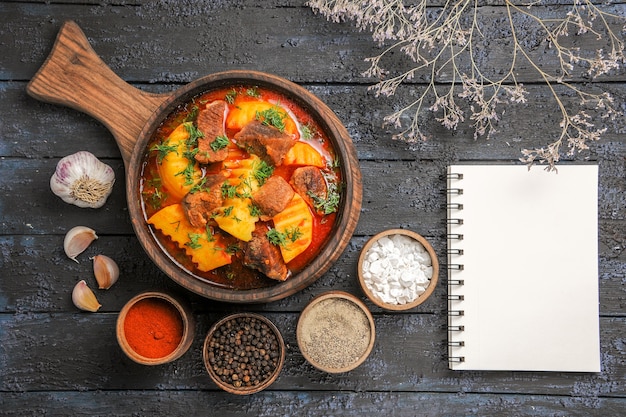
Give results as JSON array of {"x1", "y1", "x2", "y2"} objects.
[{"x1": 26, "y1": 20, "x2": 170, "y2": 167}]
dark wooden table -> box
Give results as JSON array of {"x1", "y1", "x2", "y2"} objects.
[{"x1": 1, "y1": 1, "x2": 625, "y2": 415}]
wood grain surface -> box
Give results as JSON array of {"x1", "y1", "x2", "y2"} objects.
[{"x1": 1, "y1": 0, "x2": 625, "y2": 415}]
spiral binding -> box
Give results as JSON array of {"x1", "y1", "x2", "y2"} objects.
[{"x1": 447, "y1": 170, "x2": 465, "y2": 366}]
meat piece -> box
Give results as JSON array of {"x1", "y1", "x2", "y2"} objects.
[
  {"x1": 233, "y1": 120, "x2": 296, "y2": 166},
  {"x1": 181, "y1": 174, "x2": 227, "y2": 228},
  {"x1": 195, "y1": 100, "x2": 230, "y2": 164},
  {"x1": 251, "y1": 176, "x2": 295, "y2": 220},
  {"x1": 290, "y1": 166, "x2": 327, "y2": 213},
  {"x1": 244, "y1": 224, "x2": 289, "y2": 281}
]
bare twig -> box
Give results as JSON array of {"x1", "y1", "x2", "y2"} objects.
[{"x1": 308, "y1": 0, "x2": 625, "y2": 170}]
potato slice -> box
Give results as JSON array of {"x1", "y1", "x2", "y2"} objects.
[
  {"x1": 157, "y1": 122, "x2": 203, "y2": 201},
  {"x1": 272, "y1": 193, "x2": 313, "y2": 263},
  {"x1": 226, "y1": 99, "x2": 298, "y2": 136},
  {"x1": 147, "y1": 203, "x2": 232, "y2": 272},
  {"x1": 214, "y1": 197, "x2": 259, "y2": 242},
  {"x1": 282, "y1": 142, "x2": 325, "y2": 168}
]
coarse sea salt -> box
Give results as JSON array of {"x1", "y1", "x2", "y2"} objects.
[{"x1": 361, "y1": 234, "x2": 433, "y2": 305}]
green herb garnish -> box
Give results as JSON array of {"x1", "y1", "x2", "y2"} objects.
[
  {"x1": 210, "y1": 135, "x2": 230, "y2": 152},
  {"x1": 170, "y1": 220, "x2": 181, "y2": 233},
  {"x1": 309, "y1": 181, "x2": 341, "y2": 215},
  {"x1": 190, "y1": 176, "x2": 208, "y2": 194},
  {"x1": 144, "y1": 187, "x2": 167, "y2": 210},
  {"x1": 150, "y1": 141, "x2": 178, "y2": 164},
  {"x1": 205, "y1": 225, "x2": 215, "y2": 242},
  {"x1": 256, "y1": 106, "x2": 287, "y2": 132},
  {"x1": 246, "y1": 87, "x2": 260, "y2": 98},
  {"x1": 176, "y1": 163, "x2": 198, "y2": 186},
  {"x1": 186, "y1": 233, "x2": 203, "y2": 250},
  {"x1": 184, "y1": 123, "x2": 204, "y2": 147},
  {"x1": 225, "y1": 89, "x2": 238, "y2": 104},
  {"x1": 249, "y1": 204, "x2": 262, "y2": 217},
  {"x1": 226, "y1": 244, "x2": 241, "y2": 255},
  {"x1": 267, "y1": 228, "x2": 288, "y2": 247},
  {"x1": 267, "y1": 227, "x2": 302, "y2": 248},
  {"x1": 301, "y1": 124, "x2": 314, "y2": 140},
  {"x1": 184, "y1": 105, "x2": 199, "y2": 123},
  {"x1": 221, "y1": 183, "x2": 239, "y2": 199},
  {"x1": 253, "y1": 160, "x2": 274, "y2": 185}
]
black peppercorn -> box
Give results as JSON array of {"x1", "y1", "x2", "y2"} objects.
[{"x1": 206, "y1": 315, "x2": 281, "y2": 390}]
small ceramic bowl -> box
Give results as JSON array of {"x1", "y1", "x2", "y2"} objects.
[
  {"x1": 357, "y1": 229, "x2": 439, "y2": 311},
  {"x1": 116, "y1": 291, "x2": 195, "y2": 365},
  {"x1": 203, "y1": 313, "x2": 285, "y2": 395},
  {"x1": 296, "y1": 291, "x2": 375, "y2": 373}
]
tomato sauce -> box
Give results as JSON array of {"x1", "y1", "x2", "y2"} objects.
[{"x1": 140, "y1": 85, "x2": 342, "y2": 290}]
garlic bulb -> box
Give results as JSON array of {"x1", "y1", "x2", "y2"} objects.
[
  {"x1": 92, "y1": 254, "x2": 119, "y2": 289},
  {"x1": 50, "y1": 151, "x2": 115, "y2": 208},
  {"x1": 64, "y1": 226, "x2": 98, "y2": 262},
  {"x1": 72, "y1": 280, "x2": 101, "y2": 312}
]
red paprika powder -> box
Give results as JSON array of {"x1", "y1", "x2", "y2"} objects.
[{"x1": 123, "y1": 297, "x2": 184, "y2": 359}]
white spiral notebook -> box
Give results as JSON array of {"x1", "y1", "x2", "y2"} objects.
[{"x1": 447, "y1": 164, "x2": 601, "y2": 372}]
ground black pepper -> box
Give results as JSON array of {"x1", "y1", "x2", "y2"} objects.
[
  {"x1": 298, "y1": 297, "x2": 372, "y2": 371},
  {"x1": 206, "y1": 315, "x2": 281, "y2": 389}
]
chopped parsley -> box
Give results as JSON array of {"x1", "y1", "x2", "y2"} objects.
[
  {"x1": 169, "y1": 220, "x2": 181, "y2": 233},
  {"x1": 309, "y1": 181, "x2": 341, "y2": 215},
  {"x1": 176, "y1": 163, "x2": 198, "y2": 186},
  {"x1": 182, "y1": 146, "x2": 199, "y2": 161},
  {"x1": 256, "y1": 106, "x2": 287, "y2": 132},
  {"x1": 225, "y1": 89, "x2": 237, "y2": 104},
  {"x1": 238, "y1": 177, "x2": 254, "y2": 198},
  {"x1": 221, "y1": 183, "x2": 239, "y2": 199},
  {"x1": 190, "y1": 176, "x2": 209, "y2": 194},
  {"x1": 150, "y1": 141, "x2": 178, "y2": 164},
  {"x1": 184, "y1": 123, "x2": 204, "y2": 147},
  {"x1": 246, "y1": 87, "x2": 260, "y2": 97},
  {"x1": 267, "y1": 228, "x2": 287, "y2": 247},
  {"x1": 301, "y1": 124, "x2": 315, "y2": 140},
  {"x1": 253, "y1": 160, "x2": 274, "y2": 185},
  {"x1": 184, "y1": 105, "x2": 199, "y2": 122},
  {"x1": 144, "y1": 187, "x2": 167, "y2": 210},
  {"x1": 226, "y1": 244, "x2": 241, "y2": 255},
  {"x1": 249, "y1": 204, "x2": 262, "y2": 217},
  {"x1": 205, "y1": 225, "x2": 215, "y2": 242},
  {"x1": 186, "y1": 233, "x2": 203, "y2": 250},
  {"x1": 210, "y1": 135, "x2": 230, "y2": 152},
  {"x1": 267, "y1": 227, "x2": 302, "y2": 248}
]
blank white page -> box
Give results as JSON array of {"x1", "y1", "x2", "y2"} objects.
[{"x1": 447, "y1": 164, "x2": 601, "y2": 372}]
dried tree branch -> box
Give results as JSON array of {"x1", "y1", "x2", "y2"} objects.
[{"x1": 308, "y1": 0, "x2": 625, "y2": 170}]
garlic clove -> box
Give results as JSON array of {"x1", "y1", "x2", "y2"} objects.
[
  {"x1": 92, "y1": 254, "x2": 119, "y2": 289},
  {"x1": 50, "y1": 151, "x2": 115, "y2": 209},
  {"x1": 64, "y1": 226, "x2": 98, "y2": 262},
  {"x1": 72, "y1": 280, "x2": 102, "y2": 312}
]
